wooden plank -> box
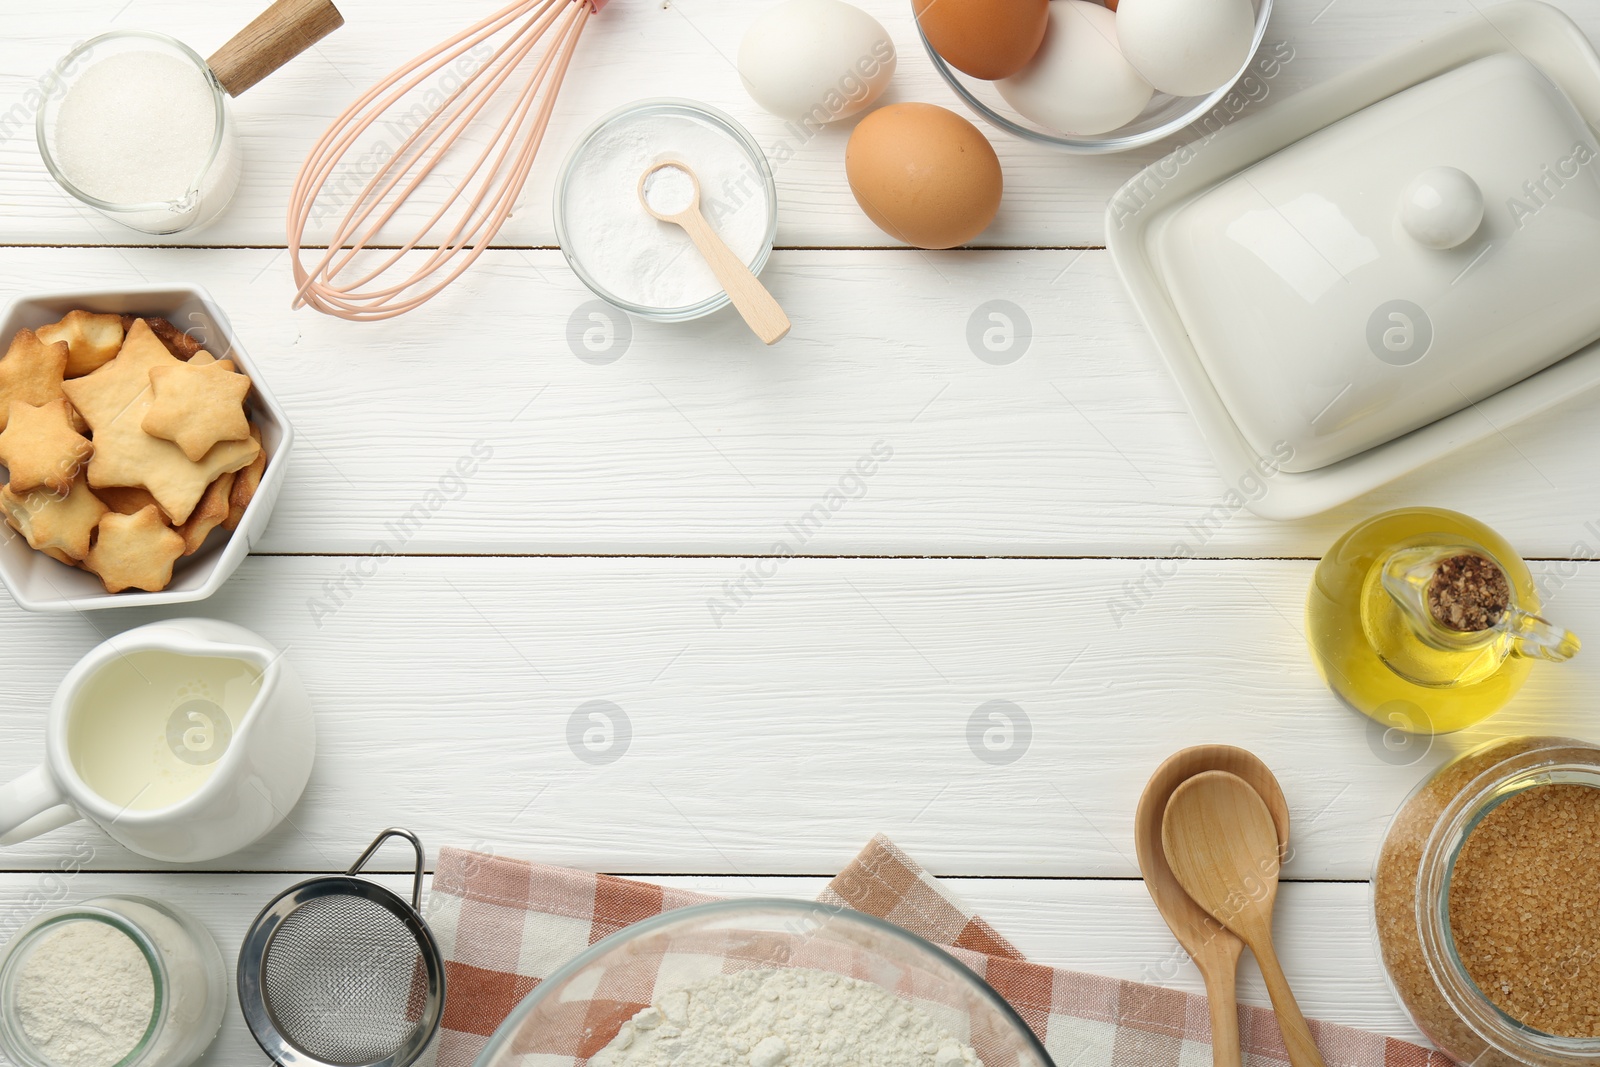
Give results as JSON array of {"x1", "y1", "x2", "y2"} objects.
[
  {"x1": 2, "y1": 0, "x2": 1596, "y2": 247},
  {"x1": 0, "y1": 556, "x2": 1591, "y2": 877},
  {"x1": 0, "y1": 871, "x2": 1425, "y2": 1063},
  {"x1": 4, "y1": 247, "x2": 1599, "y2": 558}
]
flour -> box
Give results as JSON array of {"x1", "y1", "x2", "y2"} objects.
[
  {"x1": 590, "y1": 969, "x2": 983, "y2": 1067},
  {"x1": 15, "y1": 919, "x2": 155, "y2": 1067},
  {"x1": 562, "y1": 109, "x2": 771, "y2": 310},
  {"x1": 106, "y1": 897, "x2": 219, "y2": 1065},
  {"x1": 4, "y1": 898, "x2": 224, "y2": 1067}
]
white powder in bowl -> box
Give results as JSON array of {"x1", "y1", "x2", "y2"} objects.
[
  {"x1": 104, "y1": 897, "x2": 220, "y2": 1066},
  {"x1": 2, "y1": 899, "x2": 223, "y2": 1067},
  {"x1": 590, "y1": 968, "x2": 984, "y2": 1067},
  {"x1": 561, "y1": 109, "x2": 772, "y2": 311},
  {"x1": 52, "y1": 50, "x2": 218, "y2": 205},
  {"x1": 15, "y1": 920, "x2": 155, "y2": 1067},
  {"x1": 643, "y1": 165, "x2": 698, "y2": 217}
]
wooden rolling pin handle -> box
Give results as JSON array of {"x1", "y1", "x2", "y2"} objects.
[{"x1": 208, "y1": 0, "x2": 346, "y2": 97}]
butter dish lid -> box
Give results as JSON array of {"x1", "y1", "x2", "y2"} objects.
[
  {"x1": 1156, "y1": 53, "x2": 1600, "y2": 473},
  {"x1": 1108, "y1": 1, "x2": 1600, "y2": 517}
]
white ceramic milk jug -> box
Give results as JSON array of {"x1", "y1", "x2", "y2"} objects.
[{"x1": 0, "y1": 619, "x2": 315, "y2": 863}]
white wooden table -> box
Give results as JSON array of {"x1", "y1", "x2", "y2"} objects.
[{"x1": 5, "y1": 1, "x2": 1600, "y2": 1062}]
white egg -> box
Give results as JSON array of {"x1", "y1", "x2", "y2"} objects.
[
  {"x1": 1117, "y1": 0, "x2": 1255, "y2": 97},
  {"x1": 998, "y1": 1, "x2": 1153, "y2": 137},
  {"x1": 738, "y1": 0, "x2": 897, "y2": 124}
]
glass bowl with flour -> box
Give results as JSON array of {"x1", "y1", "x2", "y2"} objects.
[
  {"x1": 0, "y1": 896, "x2": 228, "y2": 1067},
  {"x1": 556, "y1": 100, "x2": 777, "y2": 321},
  {"x1": 37, "y1": 31, "x2": 241, "y2": 235},
  {"x1": 474, "y1": 899, "x2": 1053, "y2": 1067}
]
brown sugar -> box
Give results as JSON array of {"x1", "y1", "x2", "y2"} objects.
[
  {"x1": 1427, "y1": 554, "x2": 1510, "y2": 632},
  {"x1": 1373, "y1": 737, "x2": 1592, "y2": 1066},
  {"x1": 1448, "y1": 783, "x2": 1600, "y2": 1038}
]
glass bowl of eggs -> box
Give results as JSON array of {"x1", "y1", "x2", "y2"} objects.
[{"x1": 918, "y1": 0, "x2": 1274, "y2": 153}]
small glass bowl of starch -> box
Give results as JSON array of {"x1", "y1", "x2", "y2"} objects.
[{"x1": 555, "y1": 99, "x2": 779, "y2": 323}]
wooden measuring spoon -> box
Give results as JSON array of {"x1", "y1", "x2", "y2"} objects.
[
  {"x1": 639, "y1": 161, "x2": 791, "y2": 345},
  {"x1": 1135, "y1": 747, "x2": 1290, "y2": 1067},
  {"x1": 1162, "y1": 771, "x2": 1326, "y2": 1067}
]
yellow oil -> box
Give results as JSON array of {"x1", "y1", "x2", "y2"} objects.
[{"x1": 1305, "y1": 508, "x2": 1537, "y2": 734}]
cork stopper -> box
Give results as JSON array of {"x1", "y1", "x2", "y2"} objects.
[{"x1": 1426, "y1": 553, "x2": 1510, "y2": 632}]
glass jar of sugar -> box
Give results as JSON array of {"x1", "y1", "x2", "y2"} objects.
[
  {"x1": 555, "y1": 99, "x2": 778, "y2": 321},
  {"x1": 1374, "y1": 736, "x2": 1600, "y2": 1066},
  {"x1": 36, "y1": 31, "x2": 243, "y2": 235},
  {"x1": 0, "y1": 895, "x2": 228, "y2": 1067}
]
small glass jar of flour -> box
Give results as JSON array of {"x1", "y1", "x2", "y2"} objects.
[
  {"x1": 36, "y1": 31, "x2": 243, "y2": 235},
  {"x1": 0, "y1": 895, "x2": 228, "y2": 1067}
]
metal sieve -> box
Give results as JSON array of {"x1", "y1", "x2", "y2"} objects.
[{"x1": 239, "y1": 828, "x2": 446, "y2": 1067}]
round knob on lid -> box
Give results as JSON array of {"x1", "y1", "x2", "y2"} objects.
[{"x1": 1400, "y1": 166, "x2": 1484, "y2": 250}]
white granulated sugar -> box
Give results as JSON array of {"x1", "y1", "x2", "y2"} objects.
[
  {"x1": 15, "y1": 920, "x2": 155, "y2": 1067},
  {"x1": 53, "y1": 51, "x2": 218, "y2": 204},
  {"x1": 590, "y1": 968, "x2": 983, "y2": 1067},
  {"x1": 563, "y1": 111, "x2": 770, "y2": 310}
]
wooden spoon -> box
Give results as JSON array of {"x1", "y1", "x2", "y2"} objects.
[
  {"x1": 1135, "y1": 747, "x2": 1290, "y2": 1067},
  {"x1": 1162, "y1": 771, "x2": 1326, "y2": 1067},
  {"x1": 639, "y1": 160, "x2": 791, "y2": 345}
]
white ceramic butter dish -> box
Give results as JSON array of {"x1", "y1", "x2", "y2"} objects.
[{"x1": 1108, "y1": 1, "x2": 1600, "y2": 518}]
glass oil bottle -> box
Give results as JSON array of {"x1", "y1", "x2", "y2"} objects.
[{"x1": 1305, "y1": 507, "x2": 1578, "y2": 734}]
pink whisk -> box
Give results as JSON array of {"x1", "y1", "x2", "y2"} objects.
[{"x1": 288, "y1": 0, "x2": 605, "y2": 321}]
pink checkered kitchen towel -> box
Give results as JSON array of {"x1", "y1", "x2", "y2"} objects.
[{"x1": 421, "y1": 835, "x2": 1452, "y2": 1067}]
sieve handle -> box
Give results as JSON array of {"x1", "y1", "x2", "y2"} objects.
[{"x1": 348, "y1": 827, "x2": 426, "y2": 912}]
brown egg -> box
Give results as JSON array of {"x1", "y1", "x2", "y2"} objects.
[
  {"x1": 845, "y1": 103, "x2": 1003, "y2": 250},
  {"x1": 913, "y1": 0, "x2": 1050, "y2": 80}
]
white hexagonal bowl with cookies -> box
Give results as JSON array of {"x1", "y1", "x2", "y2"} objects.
[{"x1": 0, "y1": 285, "x2": 292, "y2": 612}]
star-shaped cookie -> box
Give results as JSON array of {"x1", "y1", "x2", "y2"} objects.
[
  {"x1": 84, "y1": 505, "x2": 186, "y2": 593},
  {"x1": 178, "y1": 471, "x2": 235, "y2": 555},
  {"x1": 121, "y1": 315, "x2": 206, "y2": 360},
  {"x1": 188, "y1": 351, "x2": 234, "y2": 369},
  {"x1": 143, "y1": 360, "x2": 252, "y2": 461},
  {"x1": 226, "y1": 425, "x2": 266, "y2": 530},
  {"x1": 37, "y1": 311, "x2": 124, "y2": 378},
  {"x1": 95, "y1": 485, "x2": 168, "y2": 518},
  {"x1": 63, "y1": 319, "x2": 259, "y2": 524},
  {"x1": 0, "y1": 478, "x2": 108, "y2": 562},
  {"x1": 0, "y1": 399, "x2": 93, "y2": 494},
  {"x1": 62, "y1": 317, "x2": 182, "y2": 420},
  {"x1": 0, "y1": 330, "x2": 70, "y2": 432}
]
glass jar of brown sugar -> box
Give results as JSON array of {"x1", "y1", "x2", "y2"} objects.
[{"x1": 1374, "y1": 736, "x2": 1600, "y2": 1066}]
